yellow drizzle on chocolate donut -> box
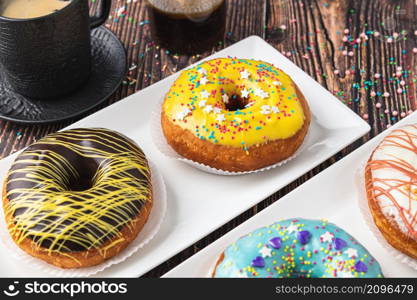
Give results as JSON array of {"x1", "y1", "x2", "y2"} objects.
[
  {"x1": 162, "y1": 58, "x2": 307, "y2": 150},
  {"x1": 3, "y1": 128, "x2": 151, "y2": 262}
]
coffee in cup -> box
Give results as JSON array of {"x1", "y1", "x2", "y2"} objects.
[
  {"x1": 0, "y1": 0, "x2": 111, "y2": 99},
  {"x1": 0, "y1": 0, "x2": 71, "y2": 19}
]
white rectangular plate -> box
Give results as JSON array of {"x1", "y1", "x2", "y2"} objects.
[
  {"x1": 0, "y1": 36, "x2": 370, "y2": 277},
  {"x1": 163, "y1": 111, "x2": 417, "y2": 278}
]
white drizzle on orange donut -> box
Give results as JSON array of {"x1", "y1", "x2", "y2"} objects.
[{"x1": 366, "y1": 124, "x2": 417, "y2": 237}]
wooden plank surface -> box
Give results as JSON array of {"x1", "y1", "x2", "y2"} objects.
[{"x1": 0, "y1": 0, "x2": 416, "y2": 277}]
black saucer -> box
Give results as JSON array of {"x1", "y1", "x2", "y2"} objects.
[{"x1": 0, "y1": 27, "x2": 126, "y2": 124}]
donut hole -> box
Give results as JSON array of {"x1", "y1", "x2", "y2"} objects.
[
  {"x1": 224, "y1": 94, "x2": 249, "y2": 111},
  {"x1": 68, "y1": 176, "x2": 93, "y2": 192},
  {"x1": 65, "y1": 161, "x2": 98, "y2": 192}
]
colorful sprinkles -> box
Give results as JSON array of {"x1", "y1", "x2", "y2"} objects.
[
  {"x1": 162, "y1": 58, "x2": 307, "y2": 151},
  {"x1": 214, "y1": 219, "x2": 383, "y2": 278},
  {"x1": 271, "y1": 8, "x2": 416, "y2": 127},
  {"x1": 95, "y1": 0, "x2": 417, "y2": 138}
]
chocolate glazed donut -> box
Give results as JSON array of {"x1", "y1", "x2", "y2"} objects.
[{"x1": 2, "y1": 128, "x2": 153, "y2": 269}]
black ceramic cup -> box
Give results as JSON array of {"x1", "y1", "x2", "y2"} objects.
[{"x1": 0, "y1": 0, "x2": 111, "y2": 99}]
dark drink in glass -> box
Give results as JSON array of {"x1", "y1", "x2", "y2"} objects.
[{"x1": 146, "y1": 0, "x2": 226, "y2": 54}]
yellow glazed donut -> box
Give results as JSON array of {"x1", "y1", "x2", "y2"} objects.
[{"x1": 161, "y1": 58, "x2": 311, "y2": 172}]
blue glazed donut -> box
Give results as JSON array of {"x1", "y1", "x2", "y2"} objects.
[{"x1": 213, "y1": 218, "x2": 383, "y2": 278}]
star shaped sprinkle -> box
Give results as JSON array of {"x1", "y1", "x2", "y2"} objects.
[
  {"x1": 271, "y1": 106, "x2": 280, "y2": 113},
  {"x1": 213, "y1": 107, "x2": 222, "y2": 114},
  {"x1": 260, "y1": 105, "x2": 271, "y2": 115},
  {"x1": 201, "y1": 90, "x2": 210, "y2": 99},
  {"x1": 198, "y1": 68, "x2": 207, "y2": 75},
  {"x1": 240, "y1": 69, "x2": 250, "y2": 79},
  {"x1": 259, "y1": 246, "x2": 272, "y2": 258},
  {"x1": 199, "y1": 77, "x2": 209, "y2": 85},
  {"x1": 254, "y1": 88, "x2": 269, "y2": 99},
  {"x1": 286, "y1": 223, "x2": 299, "y2": 234},
  {"x1": 176, "y1": 108, "x2": 190, "y2": 121},
  {"x1": 198, "y1": 100, "x2": 207, "y2": 107},
  {"x1": 320, "y1": 231, "x2": 334, "y2": 243},
  {"x1": 254, "y1": 88, "x2": 263, "y2": 97},
  {"x1": 216, "y1": 114, "x2": 226, "y2": 123},
  {"x1": 345, "y1": 248, "x2": 358, "y2": 258},
  {"x1": 222, "y1": 94, "x2": 229, "y2": 104},
  {"x1": 241, "y1": 88, "x2": 250, "y2": 98},
  {"x1": 203, "y1": 105, "x2": 213, "y2": 113}
]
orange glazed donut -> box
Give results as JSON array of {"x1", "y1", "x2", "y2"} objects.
[
  {"x1": 161, "y1": 58, "x2": 311, "y2": 172},
  {"x1": 365, "y1": 124, "x2": 417, "y2": 259}
]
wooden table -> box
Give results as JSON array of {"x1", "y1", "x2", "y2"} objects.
[{"x1": 0, "y1": 0, "x2": 416, "y2": 277}]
